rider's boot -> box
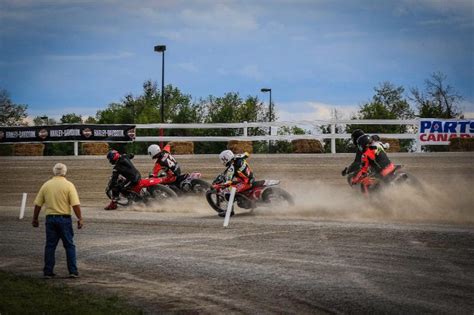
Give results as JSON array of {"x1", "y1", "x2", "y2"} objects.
[{"x1": 104, "y1": 200, "x2": 118, "y2": 210}]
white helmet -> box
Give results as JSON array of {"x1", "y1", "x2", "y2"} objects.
[
  {"x1": 147, "y1": 144, "x2": 161, "y2": 159},
  {"x1": 219, "y1": 150, "x2": 234, "y2": 165}
]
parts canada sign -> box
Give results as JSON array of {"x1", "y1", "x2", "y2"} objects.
[
  {"x1": 0, "y1": 124, "x2": 136, "y2": 143},
  {"x1": 419, "y1": 119, "x2": 474, "y2": 145}
]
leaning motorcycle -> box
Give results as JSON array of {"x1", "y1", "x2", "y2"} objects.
[
  {"x1": 106, "y1": 175, "x2": 177, "y2": 207},
  {"x1": 205, "y1": 174, "x2": 294, "y2": 215},
  {"x1": 343, "y1": 165, "x2": 422, "y2": 195},
  {"x1": 155, "y1": 171, "x2": 211, "y2": 196}
]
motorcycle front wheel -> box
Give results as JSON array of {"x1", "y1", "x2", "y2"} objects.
[
  {"x1": 116, "y1": 196, "x2": 131, "y2": 206},
  {"x1": 148, "y1": 184, "x2": 178, "y2": 201},
  {"x1": 106, "y1": 189, "x2": 133, "y2": 207},
  {"x1": 205, "y1": 189, "x2": 229, "y2": 214}
]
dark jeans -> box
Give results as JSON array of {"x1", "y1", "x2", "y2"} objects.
[{"x1": 44, "y1": 215, "x2": 78, "y2": 275}]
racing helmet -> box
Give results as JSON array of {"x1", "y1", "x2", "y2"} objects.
[
  {"x1": 147, "y1": 144, "x2": 161, "y2": 159},
  {"x1": 351, "y1": 129, "x2": 365, "y2": 145},
  {"x1": 356, "y1": 134, "x2": 372, "y2": 152},
  {"x1": 219, "y1": 150, "x2": 234, "y2": 165},
  {"x1": 106, "y1": 150, "x2": 120, "y2": 164}
]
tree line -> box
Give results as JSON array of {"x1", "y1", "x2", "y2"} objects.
[{"x1": 0, "y1": 72, "x2": 464, "y2": 154}]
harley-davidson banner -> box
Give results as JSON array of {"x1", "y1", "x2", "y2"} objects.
[{"x1": 0, "y1": 125, "x2": 136, "y2": 143}]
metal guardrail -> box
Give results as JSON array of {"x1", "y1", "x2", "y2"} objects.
[{"x1": 134, "y1": 119, "x2": 421, "y2": 154}]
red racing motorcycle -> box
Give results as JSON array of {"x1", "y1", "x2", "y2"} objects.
[
  {"x1": 153, "y1": 171, "x2": 211, "y2": 196},
  {"x1": 344, "y1": 164, "x2": 422, "y2": 195},
  {"x1": 205, "y1": 174, "x2": 294, "y2": 216},
  {"x1": 106, "y1": 175, "x2": 177, "y2": 207}
]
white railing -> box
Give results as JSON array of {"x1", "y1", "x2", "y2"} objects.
[{"x1": 134, "y1": 119, "x2": 420, "y2": 154}]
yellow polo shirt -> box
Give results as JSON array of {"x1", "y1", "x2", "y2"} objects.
[{"x1": 34, "y1": 176, "x2": 80, "y2": 215}]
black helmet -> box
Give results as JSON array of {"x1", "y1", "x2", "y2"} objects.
[
  {"x1": 106, "y1": 150, "x2": 120, "y2": 165},
  {"x1": 351, "y1": 129, "x2": 365, "y2": 145},
  {"x1": 356, "y1": 134, "x2": 371, "y2": 151}
]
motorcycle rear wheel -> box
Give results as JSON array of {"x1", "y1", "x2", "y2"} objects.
[
  {"x1": 191, "y1": 179, "x2": 211, "y2": 194},
  {"x1": 114, "y1": 196, "x2": 131, "y2": 207},
  {"x1": 392, "y1": 172, "x2": 424, "y2": 191},
  {"x1": 261, "y1": 187, "x2": 295, "y2": 206}
]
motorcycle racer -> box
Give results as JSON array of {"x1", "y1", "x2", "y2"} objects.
[
  {"x1": 351, "y1": 134, "x2": 395, "y2": 195},
  {"x1": 342, "y1": 129, "x2": 390, "y2": 176},
  {"x1": 147, "y1": 144, "x2": 181, "y2": 184},
  {"x1": 218, "y1": 150, "x2": 255, "y2": 194},
  {"x1": 104, "y1": 150, "x2": 141, "y2": 210}
]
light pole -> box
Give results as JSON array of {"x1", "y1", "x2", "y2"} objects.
[
  {"x1": 154, "y1": 45, "x2": 166, "y2": 147},
  {"x1": 261, "y1": 88, "x2": 272, "y2": 152},
  {"x1": 260, "y1": 88, "x2": 272, "y2": 122}
]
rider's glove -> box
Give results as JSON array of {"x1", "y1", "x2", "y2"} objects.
[
  {"x1": 214, "y1": 181, "x2": 233, "y2": 190},
  {"x1": 341, "y1": 167, "x2": 348, "y2": 176},
  {"x1": 371, "y1": 135, "x2": 381, "y2": 142},
  {"x1": 157, "y1": 170, "x2": 167, "y2": 178}
]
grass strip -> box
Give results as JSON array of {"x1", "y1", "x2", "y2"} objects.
[{"x1": 0, "y1": 270, "x2": 143, "y2": 314}]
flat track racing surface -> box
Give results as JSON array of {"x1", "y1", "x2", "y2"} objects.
[{"x1": 1, "y1": 153, "x2": 473, "y2": 314}]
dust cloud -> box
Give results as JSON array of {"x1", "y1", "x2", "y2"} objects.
[
  {"x1": 123, "y1": 177, "x2": 473, "y2": 224},
  {"x1": 264, "y1": 177, "x2": 474, "y2": 224}
]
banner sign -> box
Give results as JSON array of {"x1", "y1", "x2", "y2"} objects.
[
  {"x1": 419, "y1": 119, "x2": 473, "y2": 145},
  {"x1": 0, "y1": 124, "x2": 136, "y2": 143}
]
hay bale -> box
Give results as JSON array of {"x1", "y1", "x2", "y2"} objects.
[
  {"x1": 168, "y1": 141, "x2": 194, "y2": 154},
  {"x1": 291, "y1": 139, "x2": 324, "y2": 153},
  {"x1": 81, "y1": 142, "x2": 109, "y2": 155},
  {"x1": 449, "y1": 137, "x2": 474, "y2": 152},
  {"x1": 227, "y1": 140, "x2": 253, "y2": 154},
  {"x1": 380, "y1": 138, "x2": 400, "y2": 153},
  {"x1": 13, "y1": 143, "x2": 44, "y2": 156}
]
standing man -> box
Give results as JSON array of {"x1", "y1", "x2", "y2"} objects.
[{"x1": 32, "y1": 163, "x2": 83, "y2": 278}]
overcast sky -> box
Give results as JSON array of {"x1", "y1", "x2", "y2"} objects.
[{"x1": 1, "y1": 0, "x2": 473, "y2": 121}]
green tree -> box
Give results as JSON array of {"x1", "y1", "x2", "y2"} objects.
[
  {"x1": 347, "y1": 82, "x2": 415, "y2": 151},
  {"x1": 94, "y1": 81, "x2": 275, "y2": 154},
  {"x1": 33, "y1": 116, "x2": 57, "y2": 126},
  {"x1": 96, "y1": 103, "x2": 131, "y2": 124},
  {"x1": 60, "y1": 113, "x2": 82, "y2": 124},
  {"x1": 84, "y1": 116, "x2": 97, "y2": 124},
  {"x1": 195, "y1": 92, "x2": 270, "y2": 153},
  {"x1": 349, "y1": 82, "x2": 414, "y2": 134},
  {"x1": 95, "y1": 81, "x2": 200, "y2": 154},
  {"x1": 373, "y1": 82, "x2": 414, "y2": 120},
  {"x1": 410, "y1": 72, "x2": 463, "y2": 152},
  {"x1": 0, "y1": 89, "x2": 28, "y2": 126},
  {"x1": 410, "y1": 72, "x2": 462, "y2": 119}
]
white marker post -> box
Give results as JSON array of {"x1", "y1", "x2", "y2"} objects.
[
  {"x1": 223, "y1": 187, "x2": 236, "y2": 228},
  {"x1": 19, "y1": 193, "x2": 27, "y2": 220}
]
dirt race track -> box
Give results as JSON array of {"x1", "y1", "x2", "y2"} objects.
[{"x1": 0, "y1": 153, "x2": 473, "y2": 314}]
